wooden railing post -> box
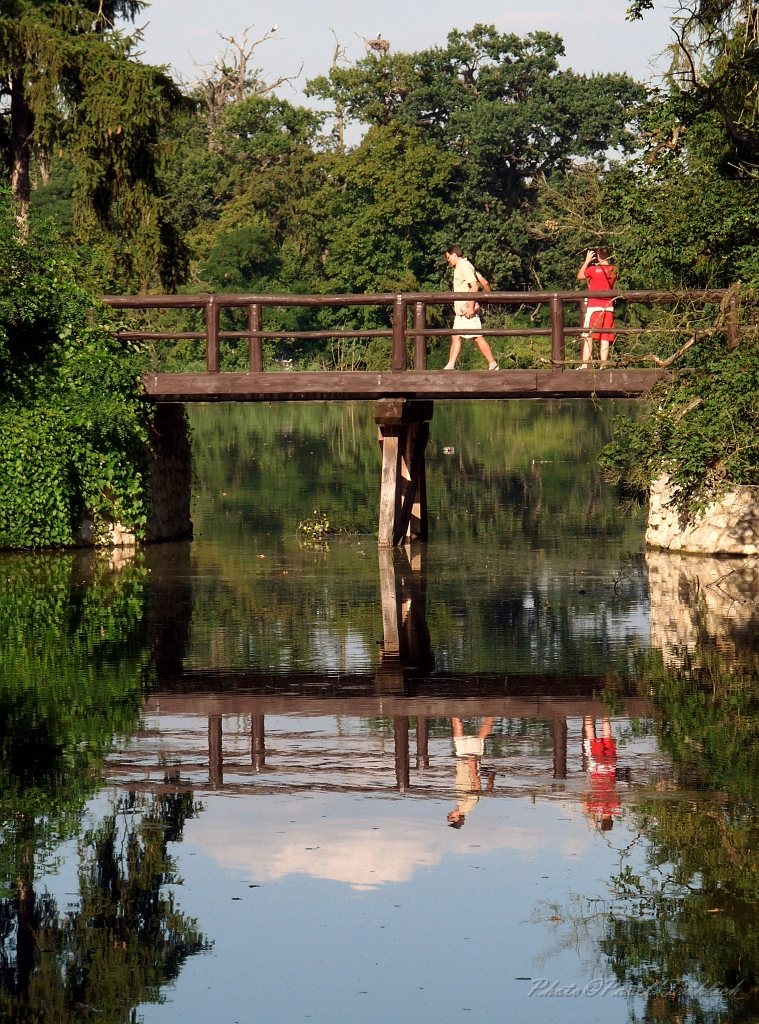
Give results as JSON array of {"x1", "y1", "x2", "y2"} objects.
[
  {"x1": 251, "y1": 713, "x2": 265, "y2": 772},
  {"x1": 208, "y1": 715, "x2": 223, "y2": 788},
  {"x1": 413, "y1": 301, "x2": 426, "y2": 370},
  {"x1": 392, "y1": 294, "x2": 407, "y2": 372},
  {"x1": 416, "y1": 715, "x2": 429, "y2": 769},
  {"x1": 206, "y1": 295, "x2": 220, "y2": 373},
  {"x1": 394, "y1": 715, "x2": 410, "y2": 793},
  {"x1": 249, "y1": 302, "x2": 263, "y2": 371},
  {"x1": 553, "y1": 717, "x2": 567, "y2": 780},
  {"x1": 550, "y1": 293, "x2": 565, "y2": 370}
]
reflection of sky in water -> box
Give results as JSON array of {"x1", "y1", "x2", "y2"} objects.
[
  {"x1": 187, "y1": 796, "x2": 599, "y2": 889},
  {"x1": 133, "y1": 792, "x2": 649, "y2": 1024}
]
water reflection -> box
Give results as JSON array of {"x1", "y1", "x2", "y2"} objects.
[
  {"x1": 2, "y1": 402, "x2": 759, "y2": 1022},
  {"x1": 647, "y1": 549, "x2": 759, "y2": 669},
  {"x1": 0, "y1": 551, "x2": 206, "y2": 1022}
]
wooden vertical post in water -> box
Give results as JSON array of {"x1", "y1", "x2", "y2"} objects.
[
  {"x1": 251, "y1": 714, "x2": 265, "y2": 772},
  {"x1": 413, "y1": 301, "x2": 426, "y2": 370},
  {"x1": 553, "y1": 718, "x2": 567, "y2": 780},
  {"x1": 550, "y1": 294, "x2": 565, "y2": 370},
  {"x1": 378, "y1": 546, "x2": 401, "y2": 657},
  {"x1": 206, "y1": 295, "x2": 220, "y2": 373},
  {"x1": 394, "y1": 715, "x2": 410, "y2": 793},
  {"x1": 208, "y1": 715, "x2": 223, "y2": 788},
  {"x1": 248, "y1": 302, "x2": 263, "y2": 371},
  {"x1": 375, "y1": 399, "x2": 433, "y2": 548}
]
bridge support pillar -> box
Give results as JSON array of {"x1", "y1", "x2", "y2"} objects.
[{"x1": 375, "y1": 399, "x2": 433, "y2": 547}]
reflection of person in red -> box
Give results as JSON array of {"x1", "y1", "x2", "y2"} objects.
[
  {"x1": 576, "y1": 247, "x2": 618, "y2": 368},
  {"x1": 582, "y1": 716, "x2": 620, "y2": 831},
  {"x1": 447, "y1": 717, "x2": 495, "y2": 828}
]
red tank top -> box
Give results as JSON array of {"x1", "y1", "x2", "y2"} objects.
[{"x1": 584, "y1": 264, "x2": 617, "y2": 308}]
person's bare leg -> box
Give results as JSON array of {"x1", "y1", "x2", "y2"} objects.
[
  {"x1": 600, "y1": 339, "x2": 610, "y2": 363},
  {"x1": 579, "y1": 334, "x2": 592, "y2": 369},
  {"x1": 478, "y1": 716, "x2": 495, "y2": 739},
  {"x1": 467, "y1": 756, "x2": 481, "y2": 790},
  {"x1": 582, "y1": 714, "x2": 596, "y2": 770},
  {"x1": 445, "y1": 335, "x2": 462, "y2": 369},
  {"x1": 475, "y1": 336, "x2": 496, "y2": 366},
  {"x1": 452, "y1": 717, "x2": 464, "y2": 737},
  {"x1": 601, "y1": 717, "x2": 612, "y2": 739}
]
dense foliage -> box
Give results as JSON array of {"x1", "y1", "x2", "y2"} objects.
[
  {"x1": 599, "y1": 333, "x2": 759, "y2": 514},
  {"x1": 0, "y1": 199, "x2": 152, "y2": 548},
  {"x1": 0, "y1": 0, "x2": 188, "y2": 289}
]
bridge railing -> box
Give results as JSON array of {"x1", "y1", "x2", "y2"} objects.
[{"x1": 101, "y1": 288, "x2": 741, "y2": 373}]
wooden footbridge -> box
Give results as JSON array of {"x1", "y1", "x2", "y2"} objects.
[{"x1": 103, "y1": 287, "x2": 740, "y2": 546}]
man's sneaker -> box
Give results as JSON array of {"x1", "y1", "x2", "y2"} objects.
[{"x1": 488, "y1": 361, "x2": 499, "y2": 370}]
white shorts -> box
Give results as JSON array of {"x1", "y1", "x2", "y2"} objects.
[
  {"x1": 453, "y1": 314, "x2": 482, "y2": 333},
  {"x1": 454, "y1": 736, "x2": 485, "y2": 758},
  {"x1": 583, "y1": 305, "x2": 614, "y2": 327}
]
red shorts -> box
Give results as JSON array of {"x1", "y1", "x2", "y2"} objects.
[{"x1": 583, "y1": 306, "x2": 615, "y2": 344}]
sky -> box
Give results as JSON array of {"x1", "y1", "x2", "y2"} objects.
[{"x1": 131, "y1": 0, "x2": 675, "y2": 108}]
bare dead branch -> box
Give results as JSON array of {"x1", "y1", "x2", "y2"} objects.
[
  {"x1": 641, "y1": 335, "x2": 698, "y2": 366},
  {"x1": 186, "y1": 25, "x2": 301, "y2": 146}
]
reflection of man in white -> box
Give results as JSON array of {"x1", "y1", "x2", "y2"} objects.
[
  {"x1": 443, "y1": 245, "x2": 499, "y2": 371},
  {"x1": 447, "y1": 717, "x2": 495, "y2": 828}
]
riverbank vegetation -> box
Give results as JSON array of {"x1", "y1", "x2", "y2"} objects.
[{"x1": 0, "y1": 202, "x2": 151, "y2": 548}]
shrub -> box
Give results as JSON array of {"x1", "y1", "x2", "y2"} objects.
[{"x1": 0, "y1": 198, "x2": 151, "y2": 548}]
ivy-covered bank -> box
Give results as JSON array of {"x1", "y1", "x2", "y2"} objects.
[
  {"x1": 599, "y1": 329, "x2": 759, "y2": 522},
  {"x1": 0, "y1": 201, "x2": 152, "y2": 549}
]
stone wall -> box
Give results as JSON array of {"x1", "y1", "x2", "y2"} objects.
[
  {"x1": 76, "y1": 403, "x2": 192, "y2": 548},
  {"x1": 646, "y1": 475, "x2": 759, "y2": 555},
  {"x1": 647, "y1": 549, "x2": 759, "y2": 668}
]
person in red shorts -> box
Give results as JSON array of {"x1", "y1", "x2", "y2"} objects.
[
  {"x1": 576, "y1": 247, "x2": 618, "y2": 368},
  {"x1": 582, "y1": 715, "x2": 620, "y2": 831}
]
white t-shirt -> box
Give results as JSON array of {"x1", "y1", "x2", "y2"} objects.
[{"x1": 452, "y1": 258, "x2": 478, "y2": 314}]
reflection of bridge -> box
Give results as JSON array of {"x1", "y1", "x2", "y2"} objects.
[
  {"x1": 132, "y1": 688, "x2": 650, "y2": 795},
  {"x1": 129, "y1": 542, "x2": 654, "y2": 797},
  {"x1": 105, "y1": 288, "x2": 739, "y2": 545}
]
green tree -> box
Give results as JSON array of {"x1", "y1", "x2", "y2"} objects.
[
  {"x1": 627, "y1": 0, "x2": 759, "y2": 170},
  {"x1": 1, "y1": 0, "x2": 188, "y2": 289},
  {"x1": 308, "y1": 26, "x2": 645, "y2": 288}
]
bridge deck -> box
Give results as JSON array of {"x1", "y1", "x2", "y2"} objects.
[{"x1": 142, "y1": 368, "x2": 665, "y2": 402}]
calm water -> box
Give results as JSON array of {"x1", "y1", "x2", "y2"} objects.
[{"x1": 1, "y1": 400, "x2": 759, "y2": 1024}]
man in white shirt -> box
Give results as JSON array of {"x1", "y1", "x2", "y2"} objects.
[
  {"x1": 447, "y1": 716, "x2": 495, "y2": 828},
  {"x1": 443, "y1": 245, "x2": 499, "y2": 370}
]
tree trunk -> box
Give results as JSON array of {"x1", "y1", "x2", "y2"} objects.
[
  {"x1": 16, "y1": 879, "x2": 36, "y2": 995},
  {"x1": 10, "y1": 72, "x2": 33, "y2": 229},
  {"x1": 15, "y1": 831, "x2": 36, "y2": 1001},
  {"x1": 38, "y1": 153, "x2": 51, "y2": 188}
]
